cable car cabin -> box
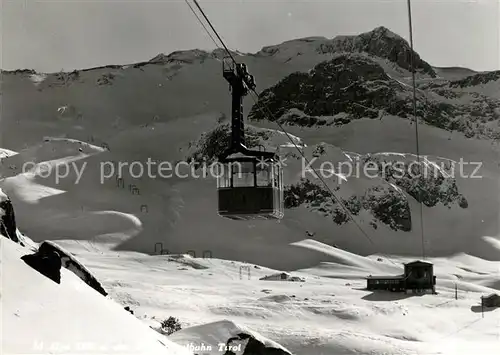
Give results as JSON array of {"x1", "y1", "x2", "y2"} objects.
[{"x1": 217, "y1": 154, "x2": 284, "y2": 220}]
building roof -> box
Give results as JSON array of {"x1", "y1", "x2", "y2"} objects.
[
  {"x1": 404, "y1": 260, "x2": 433, "y2": 266},
  {"x1": 366, "y1": 274, "x2": 405, "y2": 280}
]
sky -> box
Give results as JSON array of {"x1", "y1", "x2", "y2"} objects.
[{"x1": 1, "y1": 0, "x2": 499, "y2": 73}]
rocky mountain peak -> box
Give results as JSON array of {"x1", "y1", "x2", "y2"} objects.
[
  {"x1": 370, "y1": 25, "x2": 400, "y2": 38},
  {"x1": 331, "y1": 26, "x2": 436, "y2": 77},
  {"x1": 255, "y1": 26, "x2": 436, "y2": 78}
]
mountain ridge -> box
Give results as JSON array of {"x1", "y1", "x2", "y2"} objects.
[{"x1": 1, "y1": 26, "x2": 484, "y2": 76}]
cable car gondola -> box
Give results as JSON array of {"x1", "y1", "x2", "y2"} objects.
[{"x1": 216, "y1": 59, "x2": 284, "y2": 220}]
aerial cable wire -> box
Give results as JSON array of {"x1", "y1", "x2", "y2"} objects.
[
  {"x1": 191, "y1": 0, "x2": 237, "y2": 64},
  {"x1": 406, "y1": 0, "x2": 426, "y2": 260},
  {"x1": 183, "y1": 0, "x2": 219, "y2": 47},
  {"x1": 185, "y1": 0, "x2": 402, "y2": 266}
]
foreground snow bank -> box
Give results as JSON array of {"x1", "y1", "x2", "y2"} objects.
[
  {"x1": 169, "y1": 320, "x2": 292, "y2": 355},
  {"x1": 1, "y1": 237, "x2": 192, "y2": 355}
]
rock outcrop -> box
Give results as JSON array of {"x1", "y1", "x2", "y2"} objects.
[
  {"x1": 21, "y1": 248, "x2": 62, "y2": 284},
  {"x1": 284, "y1": 178, "x2": 412, "y2": 232},
  {"x1": 0, "y1": 188, "x2": 20, "y2": 244}
]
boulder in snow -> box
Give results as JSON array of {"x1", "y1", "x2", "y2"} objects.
[{"x1": 21, "y1": 248, "x2": 62, "y2": 284}]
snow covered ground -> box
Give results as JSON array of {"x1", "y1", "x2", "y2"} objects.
[{"x1": 47, "y1": 237, "x2": 499, "y2": 355}]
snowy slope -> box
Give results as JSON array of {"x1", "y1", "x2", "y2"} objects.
[
  {"x1": 47, "y1": 238, "x2": 500, "y2": 355},
  {"x1": 1, "y1": 138, "x2": 499, "y2": 354},
  {"x1": 0, "y1": 237, "x2": 192, "y2": 355},
  {"x1": 1, "y1": 113, "x2": 499, "y2": 269}
]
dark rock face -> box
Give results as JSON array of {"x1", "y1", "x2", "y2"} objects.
[
  {"x1": 249, "y1": 55, "x2": 398, "y2": 123},
  {"x1": 248, "y1": 55, "x2": 449, "y2": 127},
  {"x1": 284, "y1": 178, "x2": 412, "y2": 232},
  {"x1": 186, "y1": 123, "x2": 271, "y2": 163},
  {"x1": 281, "y1": 151, "x2": 467, "y2": 231},
  {"x1": 21, "y1": 248, "x2": 62, "y2": 284},
  {"x1": 0, "y1": 197, "x2": 20, "y2": 244},
  {"x1": 222, "y1": 333, "x2": 291, "y2": 355},
  {"x1": 363, "y1": 187, "x2": 412, "y2": 232},
  {"x1": 248, "y1": 54, "x2": 500, "y2": 139},
  {"x1": 450, "y1": 70, "x2": 500, "y2": 88},
  {"x1": 284, "y1": 178, "x2": 335, "y2": 209},
  {"x1": 360, "y1": 154, "x2": 468, "y2": 209}
]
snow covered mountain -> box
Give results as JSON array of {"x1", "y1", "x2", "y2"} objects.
[
  {"x1": 1, "y1": 26, "x2": 500, "y2": 354},
  {"x1": 1, "y1": 26, "x2": 499, "y2": 264},
  {"x1": 255, "y1": 26, "x2": 436, "y2": 77}
]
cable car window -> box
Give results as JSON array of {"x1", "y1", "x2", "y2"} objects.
[
  {"x1": 280, "y1": 166, "x2": 284, "y2": 189},
  {"x1": 256, "y1": 162, "x2": 272, "y2": 187},
  {"x1": 217, "y1": 162, "x2": 231, "y2": 188},
  {"x1": 278, "y1": 163, "x2": 284, "y2": 215},
  {"x1": 273, "y1": 164, "x2": 279, "y2": 207},
  {"x1": 232, "y1": 161, "x2": 254, "y2": 187},
  {"x1": 273, "y1": 162, "x2": 280, "y2": 188}
]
